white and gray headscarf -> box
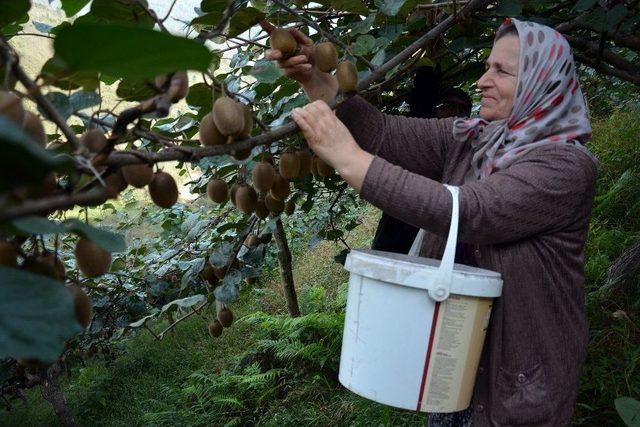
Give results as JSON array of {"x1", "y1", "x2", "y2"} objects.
[{"x1": 453, "y1": 18, "x2": 596, "y2": 180}]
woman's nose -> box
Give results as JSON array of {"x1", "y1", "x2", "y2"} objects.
[{"x1": 477, "y1": 70, "x2": 491, "y2": 89}]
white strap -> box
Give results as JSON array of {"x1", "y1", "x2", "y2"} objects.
[{"x1": 428, "y1": 184, "x2": 459, "y2": 301}]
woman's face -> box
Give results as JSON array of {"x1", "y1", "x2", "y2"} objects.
[{"x1": 477, "y1": 35, "x2": 520, "y2": 121}]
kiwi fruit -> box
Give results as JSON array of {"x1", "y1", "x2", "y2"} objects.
[
  {"x1": 68, "y1": 285, "x2": 93, "y2": 329},
  {"x1": 229, "y1": 182, "x2": 241, "y2": 207},
  {"x1": 231, "y1": 147, "x2": 252, "y2": 161},
  {"x1": 168, "y1": 71, "x2": 189, "y2": 103},
  {"x1": 218, "y1": 308, "x2": 234, "y2": 327},
  {"x1": 285, "y1": 199, "x2": 296, "y2": 216},
  {"x1": 269, "y1": 28, "x2": 298, "y2": 58},
  {"x1": 34, "y1": 253, "x2": 66, "y2": 281},
  {"x1": 260, "y1": 233, "x2": 272, "y2": 244},
  {"x1": 213, "y1": 97, "x2": 245, "y2": 137},
  {"x1": 265, "y1": 192, "x2": 285, "y2": 215},
  {"x1": 252, "y1": 161, "x2": 275, "y2": 192},
  {"x1": 336, "y1": 61, "x2": 358, "y2": 93},
  {"x1": 244, "y1": 234, "x2": 260, "y2": 248},
  {"x1": 316, "y1": 157, "x2": 335, "y2": 177},
  {"x1": 316, "y1": 42, "x2": 338, "y2": 73},
  {"x1": 235, "y1": 184, "x2": 258, "y2": 214},
  {"x1": 80, "y1": 129, "x2": 108, "y2": 153},
  {"x1": 104, "y1": 170, "x2": 128, "y2": 197},
  {"x1": 0, "y1": 91, "x2": 25, "y2": 124},
  {"x1": 22, "y1": 112, "x2": 47, "y2": 147},
  {"x1": 207, "y1": 178, "x2": 228, "y2": 204},
  {"x1": 208, "y1": 319, "x2": 223, "y2": 338},
  {"x1": 148, "y1": 171, "x2": 179, "y2": 208},
  {"x1": 75, "y1": 238, "x2": 112, "y2": 278},
  {"x1": 279, "y1": 150, "x2": 301, "y2": 180},
  {"x1": 121, "y1": 163, "x2": 154, "y2": 188},
  {"x1": 239, "y1": 105, "x2": 253, "y2": 138},
  {"x1": 270, "y1": 174, "x2": 290, "y2": 200},
  {"x1": 199, "y1": 112, "x2": 227, "y2": 146},
  {"x1": 296, "y1": 150, "x2": 312, "y2": 177},
  {"x1": 254, "y1": 197, "x2": 269, "y2": 219},
  {"x1": 0, "y1": 242, "x2": 17, "y2": 267},
  {"x1": 200, "y1": 263, "x2": 219, "y2": 286}
]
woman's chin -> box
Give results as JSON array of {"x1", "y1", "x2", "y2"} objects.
[{"x1": 479, "y1": 107, "x2": 506, "y2": 122}]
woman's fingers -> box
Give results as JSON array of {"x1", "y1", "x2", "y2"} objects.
[
  {"x1": 282, "y1": 64, "x2": 313, "y2": 77},
  {"x1": 292, "y1": 109, "x2": 317, "y2": 145},
  {"x1": 277, "y1": 54, "x2": 310, "y2": 68},
  {"x1": 289, "y1": 28, "x2": 313, "y2": 46},
  {"x1": 265, "y1": 49, "x2": 282, "y2": 60}
]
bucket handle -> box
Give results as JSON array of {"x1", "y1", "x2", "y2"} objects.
[{"x1": 427, "y1": 184, "x2": 460, "y2": 302}]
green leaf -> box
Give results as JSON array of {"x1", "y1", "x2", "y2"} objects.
[
  {"x1": 251, "y1": 59, "x2": 283, "y2": 84},
  {"x1": 331, "y1": 0, "x2": 369, "y2": 15},
  {"x1": 11, "y1": 216, "x2": 67, "y2": 235},
  {"x1": 54, "y1": 23, "x2": 213, "y2": 79},
  {"x1": 0, "y1": 267, "x2": 82, "y2": 363},
  {"x1": 573, "y1": 0, "x2": 597, "y2": 12},
  {"x1": 348, "y1": 14, "x2": 375, "y2": 35},
  {"x1": 227, "y1": 7, "x2": 265, "y2": 38},
  {"x1": 201, "y1": 0, "x2": 229, "y2": 13},
  {"x1": 86, "y1": 0, "x2": 154, "y2": 28},
  {"x1": 186, "y1": 82, "x2": 216, "y2": 119},
  {"x1": 63, "y1": 219, "x2": 126, "y2": 253},
  {"x1": 215, "y1": 270, "x2": 241, "y2": 303},
  {"x1": 116, "y1": 77, "x2": 156, "y2": 102},
  {"x1": 61, "y1": 0, "x2": 91, "y2": 17},
  {"x1": 128, "y1": 313, "x2": 156, "y2": 328},
  {"x1": 0, "y1": 0, "x2": 30, "y2": 29},
  {"x1": 192, "y1": 12, "x2": 225, "y2": 26},
  {"x1": 616, "y1": 397, "x2": 640, "y2": 427},
  {"x1": 0, "y1": 116, "x2": 70, "y2": 192},
  {"x1": 374, "y1": 0, "x2": 406, "y2": 16},
  {"x1": 69, "y1": 91, "x2": 101, "y2": 112},
  {"x1": 44, "y1": 92, "x2": 73, "y2": 120},
  {"x1": 161, "y1": 295, "x2": 206, "y2": 314}
]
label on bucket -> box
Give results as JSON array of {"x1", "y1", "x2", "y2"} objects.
[{"x1": 417, "y1": 295, "x2": 493, "y2": 413}]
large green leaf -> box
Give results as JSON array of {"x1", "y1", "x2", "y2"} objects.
[
  {"x1": 0, "y1": 116, "x2": 70, "y2": 192},
  {"x1": 54, "y1": 24, "x2": 213, "y2": 79},
  {"x1": 331, "y1": 0, "x2": 369, "y2": 15},
  {"x1": 116, "y1": 77, "x2": 156, "y2": 102},
  {"x1": 61, "y1": 0, "x2": 91, "y2": 17},
  {"x1": 0, "y1": 267, "x2": 82, "y2": 363},
  {"x1": 251, "y1": 59, "x2": 283, "y2": 84},
  {"x1": 616, "y1": 397, "x2": 640, "y2": 427},
  {"x1": 201, "y1": 0, "x2": 229, "y2": 13},
  {"x1": 0, "y1": 0, "x2": 30, "y2": 29},
  {"x1": 85, "y1": 0, "x2": 154, "y2": 28},
  {"x1": 227, "y1": 7, "x2": 265, "y2": 38},
  {"x1": 161, "y1": 294, "x2": 206, "y2": 314},
  {"x1": 375, "y1": 0, "x2": 407, "y2": 16}
]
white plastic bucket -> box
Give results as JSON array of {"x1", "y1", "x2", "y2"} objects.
[{"x1": 339, "y1": 185, "x2": 503, "y2": 413}]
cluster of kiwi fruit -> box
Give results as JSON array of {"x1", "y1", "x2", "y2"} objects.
[
  {"x1": 199, "y1": 94, "x2": 254, "y2": 161},
  {"x1": 268, "y1": 28, "x2": 358, "y2": 94},
  {"x1": 208, "y1": 306, "x2": 234, "y2": 338}
]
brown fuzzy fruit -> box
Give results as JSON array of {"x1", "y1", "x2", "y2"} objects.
[
  {"x1": 316, "y1": 42, "x2": 338, "y2": 73},
  {"x1": 80, "y1": 129, "x2": 108, "y2": 153},
  {"x1": 269, "y1": 28, "x2": 298, "y2": 58},
  {"x1": 235, "y1": 185, "x2": 258, "y2": 214},
  {"x1": 265, "y1": 192, "x2": 285, "y2": 215},
  {"x1": 218, "y1": 308, "x2": 234, "y2": 327},
  {"x1": 75, "y1": 238, "x2": 112, "y2": 278},
  {"x1": 208, "y1": 319, "x2": 223, "y2": 338},
  {"x1": 0, "y1": 242, "x2": 17, "y2": 267},
  {"x1": 22, "y1": 112, "x2": 47, "y2": 147},
  {"x1": 270, "y1": 174, "x2": 290, "y2": 200},
  {"x1": 260, "y1": 233, "x2": 272, "y2": 244},
  {"x1": 200, "y1": 263, "x2": 219, "y2": 286},
  {"x1": 229, "y1": 182, "x2": 241, "y2": 207},
  {"x1": 296, "y1": 150, "x2": 312, "y2": 177},
  {"x1": 149, "y1": 171, "x2": 178, "y2": 208},
  {"x1": 239, "y1": 105, "x2": 253, "y2": 138},
  {"x1": 36, "y1": 254, "x2": 66, "y2": 281},
  {"x1": 244, "y1": 234, "x2": 260, "y2": 248},
  {"x1": 105, "y1": 170, "x2": 128, "y2": 197},
  {"x1": 68, "y1": 285, "x2": 93, "y2": 329},
  {"x1": 212, "y1": 97, "x2": 245, "y2": 137},
  {"x1": 279, "y1": 150, "x2": 301, "y2": 180},
  {"x1": 207, "y1": 178, "x2": 228, "y2": 204},
  {"x1": 285, "y1": 199, "x2": 296, "y2": 216},
  {"x1": 231, "y1": 147, "x2": 252, "y2": 161},
  {"x1": 168, "y1": 71, "x2": 189, "y2": 102},
  {"x1": 316, "y1": 157, "x2": 335, "y2": 177},
  {"x1": 0, "y1": 91, "x2": 25, "y2": 124},
  {"x1": 254, "y1": 198, "x2": 269, "y2": 219},
  {"x1": 336, "y1": 61, "x2": 358, "y2": 93},
  {"x1": 252, "y1": 161, "x2": 276, "y2": 192},
  {"x1": 199, "y1": 112, "x2": 227, "y2": 146},
  {"x1": 121, "y1": 164, "x2": 154, "y2": 188}
]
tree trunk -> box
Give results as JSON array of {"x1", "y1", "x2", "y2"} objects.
[
  {"x1": 273, "y1": 217, "x2": 301, "y2": 317},
  {"x1": 40, "y1": 362, "x2": 77, "y2": 427}
]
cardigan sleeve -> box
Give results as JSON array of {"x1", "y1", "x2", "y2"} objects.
[
  {"x1": 335, "y1": 95, "x2": 456, "y2": 181},
  {"x1": 359, "y1": 144, "x2": 597, "y2": 245}
]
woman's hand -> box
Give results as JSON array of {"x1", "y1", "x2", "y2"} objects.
[
  {"x1": 261, "y1": 21, "x2": 339, "y2": 103},
  {"x1": 291, "y1": 101, "x2": 374, "y2": 191}
]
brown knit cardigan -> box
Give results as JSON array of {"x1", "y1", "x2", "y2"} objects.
[{"x1": 336, "y1": 96, "x2": 598, "y2": 426}]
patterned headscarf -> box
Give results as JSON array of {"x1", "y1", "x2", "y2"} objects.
[{"x1": 453, "y1": 18, "x2": 596, "y2": 180}]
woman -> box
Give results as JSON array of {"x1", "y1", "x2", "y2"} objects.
[{"x1": 267, "y1": 18, "x2": 597, "y2": 426}]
